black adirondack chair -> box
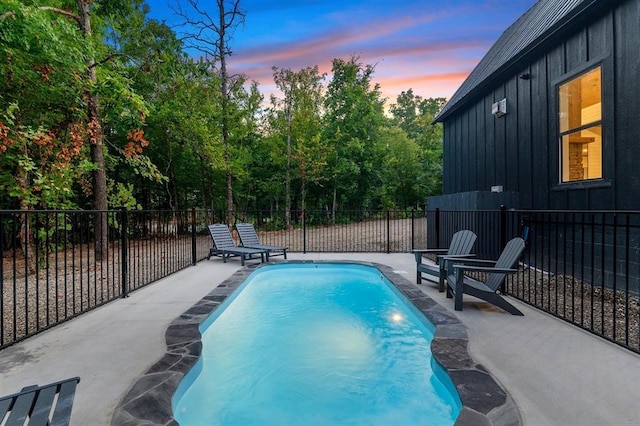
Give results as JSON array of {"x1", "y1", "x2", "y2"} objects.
[
  {"x1": 235, "y1": 223, "x2": 288, "y2": 259},
  {"x1": 445, "y1": 237, "x2": 525, "y2": 315},
  {"x1": 207, "y1": 224, "x2": 268, "y2": 265},
  {"x1": 0, "y1": 377, "x2": 80, "y2": 426},
  {"x1": 413, "y1": 229, "x2": 477, "y2": 291}
]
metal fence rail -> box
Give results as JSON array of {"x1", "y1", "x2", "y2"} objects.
[
  {"x1": 3, "y1": 207, "x2": 639, "y2": 354},
  {"x1": 430, "y1": 208, "x2": 640, "y2": 354},
  {"x1": 514, "y1": 210, "x2": 640, "y2": 353},
  {"x1": 1, "y1": 208, "x2": 424, "y2": 349},
  {"x1": 1, "y1": 210, "x2": 123, "y2": 350},
  {"x1": 235, "y1": 209, "x2": 428, "y2": 253}
]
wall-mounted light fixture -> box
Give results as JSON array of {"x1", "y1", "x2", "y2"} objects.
[
  {"x1": 519, "y1": 72, "x2": 531, "y2": 80},
  {"x1": 491, "y1": 98, "x2": 507, "y2": 117}
]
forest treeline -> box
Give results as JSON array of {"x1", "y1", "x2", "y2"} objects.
[{"x1": 0, "y1": 0, "x2": 445, "y2": 217}]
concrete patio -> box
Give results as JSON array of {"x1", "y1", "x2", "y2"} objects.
[{"x1": 1, "y1": 253, "x2": 639, "y2": 425}]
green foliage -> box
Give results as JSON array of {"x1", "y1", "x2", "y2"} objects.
[
  {"x1": 1, "y1": 1, "x2": 446, "y2": 213},
  {"x1": 34, "y1": 213, "x2": 72, "y2": 258},
  {"x1": 0, "y1": 105, "x2": 82, "y2": 209},
  {"x1": 269, "y1": 65, "x2": 326, "y2": 216},
  {"x1": 109, "y1": 181, "x2": 142, "y2": 209},
  {"x1": 0, "y1": 0, "x2": 164, "y2": 210},
  {"x1": 390, "y1": 92, "x2": 446, "y2": 197},
  {"x1": 377, "y1": 126, "x2": 425, "y2": 208},
  {"x1": 323, "y1": 56, "x2": 388, "y2": 210}
]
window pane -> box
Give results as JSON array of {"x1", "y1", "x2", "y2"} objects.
[
  {"x1": 559, "y1": 67, "x2": 601, "y2": 133},
  {"x1": 561, "y1": 125, "x2": 602, "y2": 182}
]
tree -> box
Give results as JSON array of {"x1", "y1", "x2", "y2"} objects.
[
  {"x1": 226, "y1": 76, "x2": 264, "y2": 212},
  {"x1": 390, "y1": 92, "x2": 447, "y2": 197},
  {"x1": 1, "y1": 0, "x2": 157, "y2": 260},
  {"x1": 389, "y1": 89, "x2": 421, "y2": 139},
  {"x1": 1, "y1": 1, "x2": 91, "y2": 211},
  {"x1": 117, "y1": 12, "x2": 220, "y2": 209},
  {"x1": 172, "y1": 0, "x2": 246, "y2": 225},
  {"x1": 377, "y1": 126, "x2": 424, "y2": 208},
  {"x1": 136, "y1": 59, "x2": 220, "y2": 209},
  {"x1": 414, "y1": 97, "x2": 446, "y2": 196},
  {"x1": 323, "y1": 56, "x2": 387, "y2": 213},
  {"x1": 271, "y1": 65, "x2": 326, "y2": 227}
]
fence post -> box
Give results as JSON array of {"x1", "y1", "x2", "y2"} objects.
[
  {"x1": 499, "y1": 205, "x2": 508, "y2": 293},
  {"x1": 191, "y1": 207, "x2": 197, "y2": 266},
  {"x1": 411, "y1": 208, "x2": 415, "y2": 251},
  {"x1": 386, "y1": 209, "x2": 391, "y2": 253},
  {"x1": 120, "y1": 208, "x2": 129, "y2": 298},
  {"x1": 302, "y1": 209, "x2": 307, "y2": 254},
  {"x1": 500, "y1": 205, "x2": 508, "y2": 250},
  {"x1": 435, "y1": 208, "x2": 441, "y2": 248}
]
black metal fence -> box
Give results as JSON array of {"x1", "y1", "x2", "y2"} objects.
[
  {"x1": 3, "y1": 207, "x2": 639, "y2": 354},
  {"x1": 428, "y1": 208, "x2": 640, "y2": 354},
  {"x1": 1, "y1": 208, "x2": 425, "y2": 349},
  {"x1": 234, "y1": 209, "x2": 428, "y2": 253},
  {"x1": 0, "y1": 209, "x2": 218, "y2": 350}
]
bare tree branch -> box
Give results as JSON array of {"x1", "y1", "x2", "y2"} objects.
[
  {"x1": 89, "y1": 52, "x2": 128, "y2": 69},
  {"x1": 1, "y1": 6, "x2": 81, "y2": 24},
  {"x1": 170, "y1": 0, "x2": 244, "y2": 58},
  {"x1": 39, "y1": 6, "x2": 81, "y2": 24}
]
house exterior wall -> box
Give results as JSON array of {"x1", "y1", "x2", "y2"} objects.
[{"x1": 442, "y1": 0, "x2": 640, "y2": 210}]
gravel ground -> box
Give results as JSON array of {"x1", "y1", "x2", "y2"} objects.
[
  {"x1": 1, "y1": 235, "x2": 210, "y2": 347},
  {"x1": 510, "y1": 269, "x2": 640, "y2": 348}
]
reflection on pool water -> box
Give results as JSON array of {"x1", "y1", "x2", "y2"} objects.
[{"x1": 173, "y1": 263, "x2": 461, "y2": 425}]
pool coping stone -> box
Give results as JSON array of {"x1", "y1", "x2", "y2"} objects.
[{"x1": 111, "y1": 261, "x2": 522, "y2": 426}]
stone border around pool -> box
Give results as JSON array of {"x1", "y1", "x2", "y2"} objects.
[{"x1": 111, "y1": 261, "x2": 522, "y2": 426}]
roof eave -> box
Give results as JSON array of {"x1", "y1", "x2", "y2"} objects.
[{"x1": 433, "y1": 0, "x2": 605, "y2": 124}]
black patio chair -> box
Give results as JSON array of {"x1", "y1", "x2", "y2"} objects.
[
  {"x1": 413, "y1": 229, "x2": 477, "y2": 291},
  {"x1": 207, "y1": 224, "x2": 268, "y2": 265},
  {"x1": 235, "y1": 223, "x2": 288, "y2": 259},
  {"x1": 0, "y1": 377, "x2": 80, "y2": 426},
  {"x1": 445, "y1": 237, "x2": 525, "y2": 315}
]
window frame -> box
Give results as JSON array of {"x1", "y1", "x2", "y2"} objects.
[{"x1": 551, "y1": 56, "x2": 613, "y2": 191}]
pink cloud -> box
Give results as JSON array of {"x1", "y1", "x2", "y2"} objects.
[
  {"x1": 376, "y1": 72, "x2": 471, "y2": 100},
  {"x1": 226, "y1": 4, "x2": 517, "y2": 102}
]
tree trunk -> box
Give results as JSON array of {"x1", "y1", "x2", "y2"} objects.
[
  {"x1": 16, "y1": 164, "x2": 36, "y2": 273},
  {"x1": 332, "y1": 186, "x2": 337, "y2": 225},
  {"x1": 285, "y1": 110, "x2": 292, "y2": 229},
  {"x1": 77, "y1": 0, "x2": 108, "y2": 261},
  {"x1": 217, "y1": 2, "x2": 232, "y2": 227}
]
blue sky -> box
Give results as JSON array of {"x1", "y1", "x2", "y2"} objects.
[{"x1": 145, "y1": 0, "x2": 537, "y2": 102}]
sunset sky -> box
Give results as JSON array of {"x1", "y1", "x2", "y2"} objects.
[{"x1": 146, "y1": 0, "x2": 537, "y2": 103}]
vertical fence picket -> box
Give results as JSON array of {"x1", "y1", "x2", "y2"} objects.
[{"x1": 121, "y1": 208, "x2": 128, "y2": 298}]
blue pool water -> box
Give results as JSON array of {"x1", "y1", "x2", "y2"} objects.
[{"x1": 173, "y1": 263, "x2": 461, "y2": 425}]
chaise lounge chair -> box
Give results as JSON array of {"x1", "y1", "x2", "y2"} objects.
[
  {"x1": 207, "y1": 224, "x2": 268, "y2": 265},
  {"x1": 235, "y1": 223, "x2": 288, "y2": 259},
  {"x1": 445, "y1": 237, "x2": 525, "y2": 315},
  {"x1": 0, "y1": 376, "x2": 80, "y2": 426},
  {"x1": 413, "y1": 229, "x2": 477, "y2": 291}
]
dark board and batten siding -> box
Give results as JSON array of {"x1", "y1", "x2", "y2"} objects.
[
  {"x1": 615, "y1": 0, "x2": 640, "y2": 207},
  {"x1": 441, "y1": 0, "x2": 640, "y2": 211}
]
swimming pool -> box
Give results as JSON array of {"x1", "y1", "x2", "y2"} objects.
[
  {"x1": 112, "y1": 260, "x2": 521, "y2": 425},
  {"x1": 172, "y1": 263, "x2": 461, "y2": 425}
]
